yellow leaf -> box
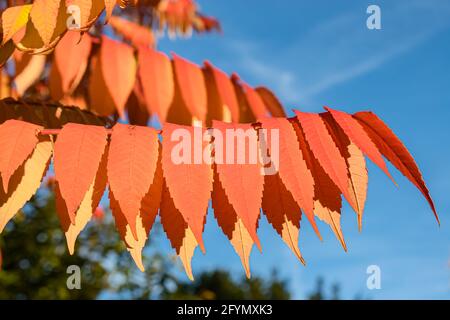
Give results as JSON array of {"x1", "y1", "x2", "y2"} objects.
[
  {"x1": 345, "y1": 142, "x2": 368, "y2": 231},
  {"x1": 1, "y1": 4, "x2": 32, "y2": 45},
  {"x1": 230, "y1": 218, "x2": 254, "y2": 278},
  {"x1": 30, "y1": 0, "x2": 62, "y2": 45},
  {"x1": 0, "y1": 138, "x2": 52, "y2": 232},
  {"x1": 179, "y1": 226, "x2": 198, "y2": 281}
]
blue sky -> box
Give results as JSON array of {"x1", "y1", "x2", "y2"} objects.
[{"x1": 152, "y1": 0, "x2": 450, "y2": 299}]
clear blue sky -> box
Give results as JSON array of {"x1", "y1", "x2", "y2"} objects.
[{"x1": 153, "y1": 0, "x2": 450, "y2": 299}]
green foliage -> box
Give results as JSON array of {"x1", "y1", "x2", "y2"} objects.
[{"x1": 161, "y1": 270, "x2": 290, "y2": 300}]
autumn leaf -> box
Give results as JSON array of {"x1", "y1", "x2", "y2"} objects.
[
  {"x1": 138, "y1": 46, "x2": 174, "y2": 123},
  {"x1": 160, "y1": 182, "x2": 199, "y2": 280},
  {"x1": 88, "y1": 54, "x2": 117, "y2": 116},
  {"x1": 110, "y1": 158, "x2": 162, "y2": 271},
  {"x1": 242, "y1": 82, "x2": 268, "y2": 119},
  {"x1": 259, "y1": 117, "x2": 321, "y2": 239},
  {"x1": 255, "y1": 87, "x2": 286, "y2": 117},
  {"x1": 262, "y1": 172, "x2": 305, "y2": 264},
  {"x1": 321, "y1": 112, "x2": 368, "y2": 231},
  {"x1": 1, "y1": 4, "x2": 32, "y2": 45},
  {"x1": 295, "y1": 111, "x2": 359, "y2": 215},
  {"x1": 212, "y1": 121, "x2": 263, "y2": 250},
  {"x1": 204, "y1": 61, "x2": 240, "y2": 123},
  {"x1": 107, "y1": 123, "x2": 160, "y2": 240},
  {"x1": 104, "y1": 0, "x2": 116, "y2": 22},
  {"x1": 325, "y1": 107, "x2": 393, "y2": 182},
  {"x1": 54, "y1": 123, "x2": 108, "y2": 224},
  {"x1": 0, "y1": 137, "x2": 52, "y2": 232},
  {"x1": 100, "y1": 35, "x2": 137, "y2": 117},
  {"x1": 55, "y1": 146, "x2": 108, "y2": 254},
  {"x1": 51, "y1": 31, "x2": 92, "y2": 97},
  {"x1": 161, "y1": 123, "x2": 213, "y2": 251},
  {"x1": 29, "y1": 0, "x2": 62, "y2": 45},
  {"x1": 0, "y1": 120, "x2": 42, "y2": 193},
  {"x1": 354, "y1": 111, "x2": 439, "y2": 223},
  {"x1": 212, "y1": 168, "x2": 254, "y2": 278},
  {"x1": 291, "y1": 118, "x2": 346, "y2": 250},
  {"x1": 172, "y1": 53, "x2": 207, "y2": 123}
]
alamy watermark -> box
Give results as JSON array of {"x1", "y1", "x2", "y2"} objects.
[
  {"x1": 169, "y1": 126, "x2": 280, "y2": 176},
  {"x1": 366, "y1": 264, "x2": 381, "y2": 290}
]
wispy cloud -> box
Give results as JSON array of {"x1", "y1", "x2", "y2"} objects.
[{"x1": 226, "y1": 0, "x2": 450, "y2": 109}]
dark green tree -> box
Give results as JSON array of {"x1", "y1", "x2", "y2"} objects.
[{"x1": 161, "y1": 269, "x2": 290, "y2": 300}]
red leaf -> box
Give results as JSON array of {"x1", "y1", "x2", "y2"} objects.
[
  {"x1": 160, "y1": 182, "x2": 199, "y2": 280},
  {"x1": 262, "y1": 172, "x2": 305, "y2": 264},
  {"x1": 161, "y1": 123, "x2": 213, "y2": 251},
  {"x1": 172, "y1": 53, "x2": 207, "y2": 123},
  {"x1": 212, "y1": 168, "x2": 255, "y2": 277},
  {"x1": 53, "y1": 31, "x2": 92, "y2": 96},
  {"x1": 138, "y1": 47, "x2": 174, "y2": 123},
  {"x1": 259, "y1": 117, "x2": 321, "y2": 239},
  {"x1": 110, "y1": 156, "x2": 163, "y2": 271},
  {"x1": 242, "y1": 82, "x2": 268, "y2": 119},
  {"x1": 291, "y1": 119, "x2": 346, "y2": 249},
  {"x1": 325, "y1": 107, "x2": 393, "y2": 182},
  {"x1": 107, "y1": 123, "x2": 160, "y2": 239},
  {"x1": 353, "y1": 111, "x2": 438, "y2": 223},
  {"x1": 321, "y1": 113, "x2": 368, "y2": 231},
  {"x1": 212, "y1": 120, "x2": 263, "y2": 250},
  {"x1": 204, "y1": 61, "x2": 240, "y2": 122},
  {"x1": 54, "y1": 123, "x2": 108, "y2": 224},
  {"x1": 255, "y1": 87, "x2": 286, "y2": 117},
  {"x1": 100, "y1": 36, "x2": 136, "y2": 117},
  {"x1": 295, "y1": 111, "x2": 358, "y2": 214},
  {"x1": 0, "y1": 120, "x2": 42, "y2": 193}
]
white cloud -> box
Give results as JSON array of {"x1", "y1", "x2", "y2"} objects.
[{"x1": 226, "y1": 0, "x2": 450, "y2": 109}]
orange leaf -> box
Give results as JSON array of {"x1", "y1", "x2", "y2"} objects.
[
  {"x1": 107, "y1": 123, "x2": 160, "y2": 240},
  {"x1": 295, "y1": 111, "x2": 358, "y2": 214},
  {"x1": 172, "y1": 53, "x2": 207, "y2": 123},
  {"x1": 0, "y1": 137, "x2": 52, "y2": 232},
  {"x1": 104, "y1": 0, "x2": 115, "y2": 22},
  {"x1": 321, "y1": 112, "x2": 368, "y2": 231},
  {"x1": 353, "y1": 111, "x2": 439, "y2": 223},
  {"x1": 242, "y1": 83, "x2": 268, "y2": 119},
  {"x1": 88, "y1": 54, "x2": 117, "y2": 116},
  {"x1": 259, "y1": 117, "x2": 321, "y2": 239},
  {"x1": 100, "y1": 36, "x2": 136, "y2": 117},
  {"x1": 110, "y1": 156, "x2": 163, "y2": 271},
  {"x1": 29, "y1": 0, "x2": 61, "y2": 45},
  {"x1": 52, "y1": 31, "x2": 92, "y2": 96},
  {"x1": 212, "y1": 121, "x2": 263, "y2": 250},
  {"x1": 55, "y1": 145, "x2": 108, "y2": 254},
  {"x1": 138, "y1": 47, "x2": 174, "y2": 123},
  {"x1": 161, "y1": 123, "x2": 213, "y2": 251},
  {"x1": 325, "y1": 107, "x2": 393, "y2": 182},
  {"x1": 255, "y1": 86, "x2": 286, "y2": 117},
  {"x1": 160, "y1": 182, "x2": 199, "y2": 280},
  {"x1": 212, "y1": 169, "x2": 254, "y2": 278},
  {"x1": 292, "y1": 119, "x2": 346, "y2": 249},
  {"x1": 54, "y1": 123, "x2": 108, "y2": 224},
  {"x1": 204, "y1": 61, "x2": 240, "y2": 122},
  {"x1": 262, "y1": 172, "x2": 305, "y2": 264},
  {"x1": 0, "y1": 120, "x2": 42, "y2": 193}
]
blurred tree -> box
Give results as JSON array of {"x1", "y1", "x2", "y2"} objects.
[
  {"x1": 307, "y1": 277, "x2": 341, "y2": 300},
  {"x1": 161, "y1": 270, "x2": 290, "y2": 300},
  {"x1": 0, "y1": 189, "x2": 174, "y2": 299}
]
